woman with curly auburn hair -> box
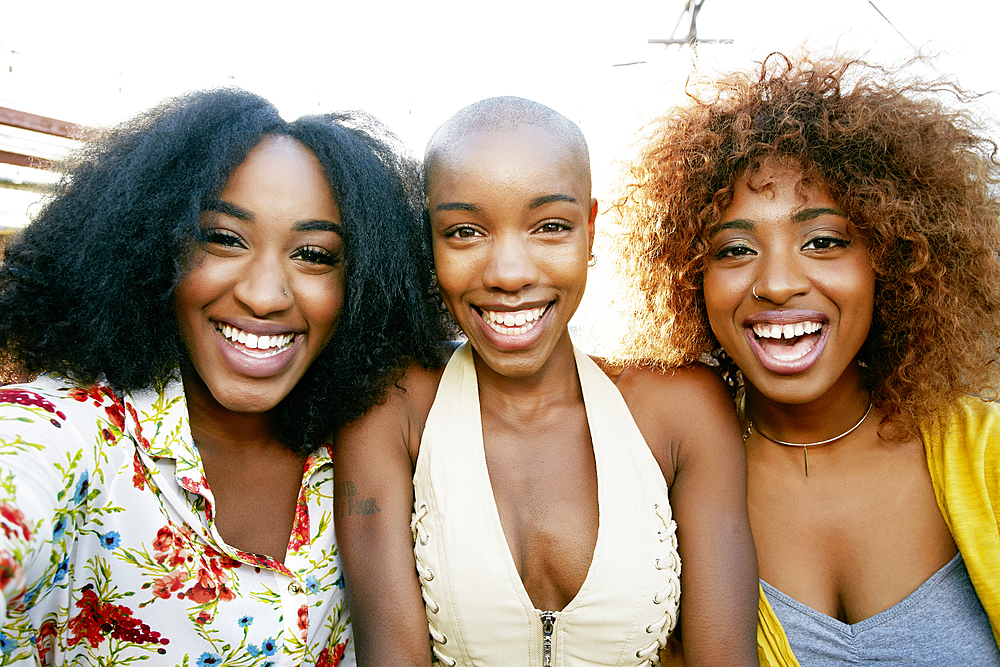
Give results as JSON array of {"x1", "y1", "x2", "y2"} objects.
[
  {"x1": 617, "y1": 53, "x2": 1000, "y2": 665},
  {"x1": 0, "y1": 88, "x2": 447, "y2": 665}
]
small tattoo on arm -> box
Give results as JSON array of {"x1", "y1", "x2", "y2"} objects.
[{"x1": 334, "y1": 480, "x2": 381, "y2": 517}]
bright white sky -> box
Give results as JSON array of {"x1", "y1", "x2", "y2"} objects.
[{"x1": 1, "y1": 0, "x2": 996, "y2": 346}]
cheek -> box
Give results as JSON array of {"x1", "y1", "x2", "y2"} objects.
[{"x1": 302, "y1": 275, "x2": 347, "y2": 344}]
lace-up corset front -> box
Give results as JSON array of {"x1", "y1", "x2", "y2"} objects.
[{"x1": 411, "y1": 343, "x2": 681, "y2": 666}]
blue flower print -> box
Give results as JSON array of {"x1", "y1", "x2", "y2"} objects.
[
  {"x1": 72, "y1": 470, "x2": 90, "y2": 504},
  {"x1": 51, "y1": 515, "x2": 66, "y2": 542},
  {"x1": 261, "y1": 637, "x2": 277, "y2": 656},
  {"x1": 238, "y1": 615, "x2": 253, "y2": 628},
  {"x1": 54, "y1": 554, "x2": 69, "y2": 583},
  {"x1": 99, "y1": 531, "x2": 120, "y2": 550},
  {"x1": 0, "y1": 633, "x2": 15, "y2": 656},
  {"x1": 196, "y1": 651, "x2": 222, "y2": 667},
  {"x1": 247, "y1": 644, "x2": 261, "y2": 657},
  {"x1": 305, "y1": 574, "x2": 319, "y2": 594}
]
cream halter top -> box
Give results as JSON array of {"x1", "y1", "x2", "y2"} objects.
[{"x1": 411, "y1": 343, "x2": 681, "y2": 666}]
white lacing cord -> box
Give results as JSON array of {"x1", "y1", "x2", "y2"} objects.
[
  {"x1": 411, "y1": 503, "x2": 429, "y2": 545},
  {"x1": 412, "y1": 502, "x2": 455, "y2": 665},
  {"x1": 636, "y1": 503, "x2": 682, "y2": 664}
]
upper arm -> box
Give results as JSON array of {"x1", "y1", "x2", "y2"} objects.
[
  {"x1": 618, "y1": 366, "x2": 759, "y2": 667},
  {"x1": 333, "y1": 366, "x2": 439, "y2": 667}
]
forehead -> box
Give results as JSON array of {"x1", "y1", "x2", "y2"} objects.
[{"x1": 428, "y1": 126, "x2": 589, "y2": 203}]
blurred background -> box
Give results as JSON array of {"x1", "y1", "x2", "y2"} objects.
[{"x1": 1, "y1": 0, "x2": 995, "y2": 348}]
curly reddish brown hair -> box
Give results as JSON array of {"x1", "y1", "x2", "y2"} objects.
[{"x1": 615, "y1": 52, "x2": 1000, "y2": 435}]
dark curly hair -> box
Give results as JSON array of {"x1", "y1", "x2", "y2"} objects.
[
  {"x1": 616, "y1": 52, "x2": 1000, "y2": 436},
  {"x1": 0, "y1": 88, "x2": 449, "y2": 453}
]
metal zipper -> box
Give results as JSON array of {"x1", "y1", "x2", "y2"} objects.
[{"x1": 540, "y1": 610, "x2": 556, "y2": 667}]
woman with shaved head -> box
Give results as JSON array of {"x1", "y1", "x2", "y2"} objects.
[{"x1": 335, "y1": 96, "x2": 759, "y2": 667}]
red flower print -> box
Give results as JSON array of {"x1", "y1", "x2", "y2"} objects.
[
  {"x1": 297, "y1": 604, "x2": 309, "y2": 640},
  {"x1": 0, "y1": 550, "x2": 23, "y2": 590},
  {"x1": 0, "y1": 389, "x2": 61, "y2": 417},
  {"x1": 104, "y1": 402, "x2": 125, "y2": 432},
  {"x1": 318, "y1": 641, "x2": 347, "y2": 667},
  {"x1": 195, "y1": 611, "x2": 212, "y2": 625},
  {"x1": 288, "y1": 497, "x2": 310, "y2": 553},
  {"x1": 150, "y1": 569, "x2": 187, "y2": 599},
  {"x1": 182, "y1": 563, "x2": 235, "y2": 604},
  {"x1": 124, "y1": 401, "x2": 151, "y2": 450},
  {"x1": 131, "y1": 453, "x2": 147, "y2": 490},
  {"x1": 68, "y1": 585, "x2": 169, "y2": 649},
  {"x1": 0, "y1": 504, "x2": 32, "y2": 542},
  {"x1": 36, "y1": 619, "x2": 56, "y2": 667},
  {"x1": 152, "y1": 525, "x2": 190, "y2": 568}
]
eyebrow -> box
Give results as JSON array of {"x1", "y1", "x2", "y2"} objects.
[
  {"x1": 436, "y1": 202, "x2": 480, "y2": 212},
  {"x1": 295, "y1": 219, "x2": 344, "y2": 236},
  {"x1": 202, "y1": 199, "x2": 252, "y2": 221},
  {"x1": 529, "y1": 194, "x2": 577, "y2": 209},
  {"x1": 791, "y1": 207, "x2": 848, "y2": 223},
  {"x1": 203, "y1": 199, "x2": 342, "y2": 236},
  {"x1": 709, "y1": 207, "x2": 849, "y2": 238}
]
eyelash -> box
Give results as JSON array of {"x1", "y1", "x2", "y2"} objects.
[
  {"x1": 293, "y1": 246, "x2": 341, "y2": 266},
  {"x1": 714, "y1": 235, "x2": 850, "y2": 259},
  {"x1": 200, "y1": 228, "x2": 244, "y2": 248},
  {"x1": 200, "y1": 229, "x2": 340, "y2": 265}
]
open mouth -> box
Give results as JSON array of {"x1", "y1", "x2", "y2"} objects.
[
  {"x1": 216, "y1": 323, "x2": 295, "y2": 357},
  {"x1": 477, "y1": 305, "x2": 548, "y2": 336},
  {"x1": 749, "y1": 320, "x2": 823, "y2": 362}
]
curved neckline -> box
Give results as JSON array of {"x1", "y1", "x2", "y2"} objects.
[{"x1": 760, "y1": 552, "x2": 964, "y2": 634}]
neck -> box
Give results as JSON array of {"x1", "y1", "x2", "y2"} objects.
[
  {"x1": 180, "y1": 369, "x2": 282, "y2": 453},
  {"x1": 472, "y1": 332, "x2": 583, "y2": 417},
  {"x1": 744, "y1": 374, "x2": 870, "y2": 447}
]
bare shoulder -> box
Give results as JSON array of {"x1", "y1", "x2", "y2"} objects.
[
  {"x1": 591, "y1": 357, "x2": 740, "y2": 482},
  {"x1": 598, "y1": 358, "x2": 733, "y2": 418},
  {"x1": 338, "y1": 357, "x2": 446, "y2": 465}
]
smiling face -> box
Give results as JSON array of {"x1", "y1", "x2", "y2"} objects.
[
  {"x1": 703, "y1": 161, "x2": 875, "y2": 407},
  {"x1": 174, "y1": 135, "x2": 345, "y2": 415},
  {"x1": 428, "y1": 125, "x2": 596, "y2": 379}
]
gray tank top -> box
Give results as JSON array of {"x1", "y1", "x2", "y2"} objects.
[{"x1": 761, "y1": 553, "x2": 1000, "y2": 665}]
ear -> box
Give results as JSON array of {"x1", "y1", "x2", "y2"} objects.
[{"x1": 588, "y1": 198, "x2": 598, "y2": 254}]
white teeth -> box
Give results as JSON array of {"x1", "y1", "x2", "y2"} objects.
[
  {"x1": 216, "y1": 324, "x2": 294, "y2": 354},
  {"x1": 752, "y1": 321, "x2": 823, "y2": 340},
  {"x1": 480, "y1": 306, "x2": 546, "y2": 335}
]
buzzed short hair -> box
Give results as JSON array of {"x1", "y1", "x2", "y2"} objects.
[{"x1": 425, "y1": 96, "x2": 591, "y2": 190}]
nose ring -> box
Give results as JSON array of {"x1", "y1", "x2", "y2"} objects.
[
  {"x1": 752, "y1": 285, "x2": 762, "y2": 301},
  {"x1": 283, "y1": 289, "x2": 288, "y2": 296}
]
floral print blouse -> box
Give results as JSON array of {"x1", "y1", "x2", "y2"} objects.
[{"x1": 0, "y1": 376, "x2": 353, "y2": 666}]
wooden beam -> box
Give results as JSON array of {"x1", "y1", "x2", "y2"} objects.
[
  {"x1": 0, "y1": 150, "x2": 53, "y2": 170},
  {"x1": 0, "y1": 107, "x2": 90, "y2": 140}
]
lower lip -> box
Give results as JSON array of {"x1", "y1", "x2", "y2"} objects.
[
  {"x1": 473, "y1": 306, "x2": 550, "y2": 351},
  {"x1": 215, "y1": 331, "x2": 301, "y2": 378},
  {"x1": 744, "y1": 326, "x2": 827, "y2": 375}
]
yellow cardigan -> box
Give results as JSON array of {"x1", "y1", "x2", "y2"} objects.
[{"x1": 757, "y1": 396, "x2": 1000, "y2": 666}]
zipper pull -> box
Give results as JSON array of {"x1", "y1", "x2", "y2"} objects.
[{"x1": 540, "y1": 611, "x2": 556, "y2": 667}]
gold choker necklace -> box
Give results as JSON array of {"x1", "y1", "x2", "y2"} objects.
[{"x1": 743, "y1": 403, "x2": 873, "y2": 476}]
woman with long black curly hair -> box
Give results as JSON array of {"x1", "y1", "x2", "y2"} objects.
[
  {"x1": 617, "y1": 53, "x2": 1000, "y2": 665},
  {"x1": 0, "y1": 88, "x2": 446, "y2": 665}
]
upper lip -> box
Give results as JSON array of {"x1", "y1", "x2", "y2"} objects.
[
  {"x1": 743, "y1": 309, "x2": 828, "y2": 326},
  {"x1": 475, "y1": 300, "x2": 552, "y2": 313},
  {"x1": 212, "y1": 318, "x2": 302, "y2": 336}
]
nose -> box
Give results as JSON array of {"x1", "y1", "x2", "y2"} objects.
[
  {"x1": 232, "y1": 253, "x2": 294, "y2": 316},
  {"x1": 753, "y1": 249, "x2": 809, "y2": 305},
  {"x1": 481, "y1": 234, "x2": 539, "y2": 293}
]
